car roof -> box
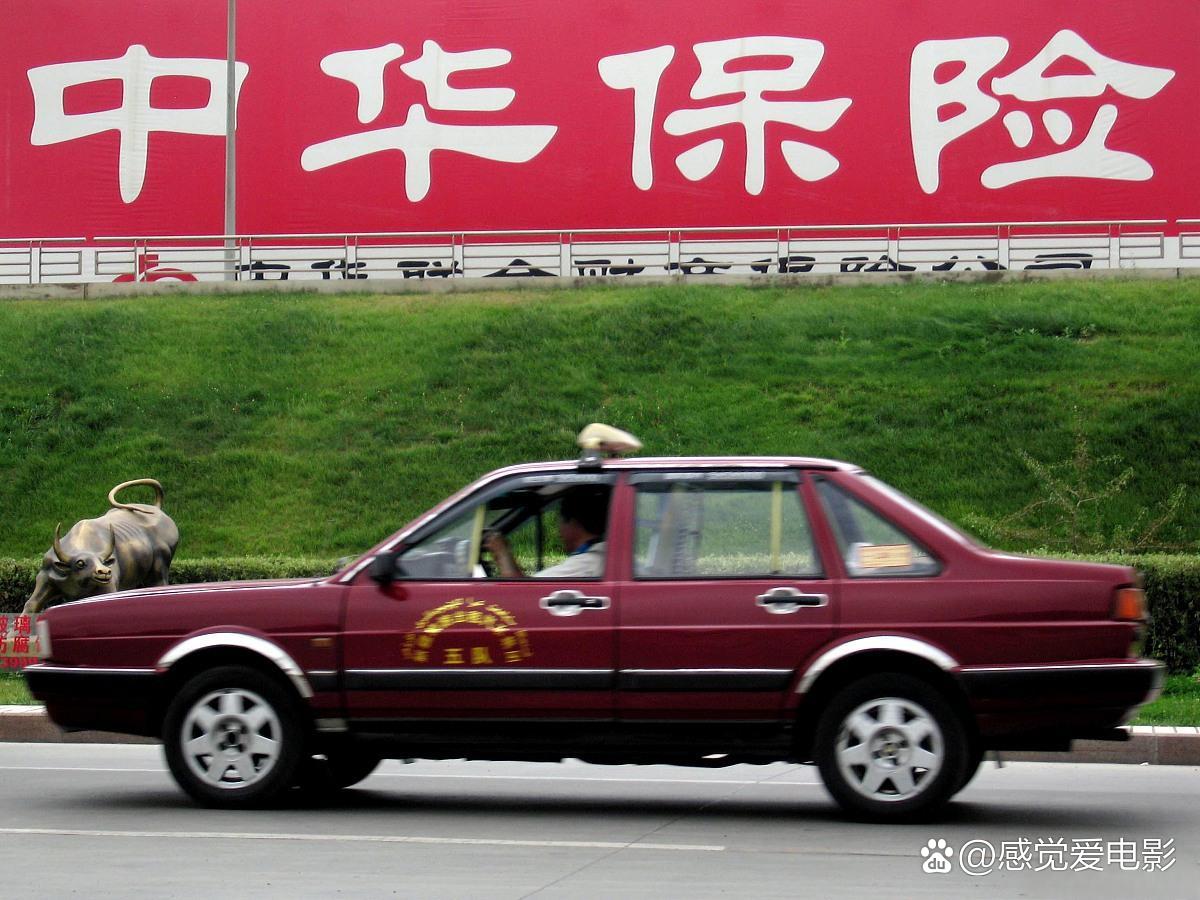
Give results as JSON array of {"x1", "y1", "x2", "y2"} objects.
[{"x1": 488, "y1": 456, "x2": 863, "y2": 477}]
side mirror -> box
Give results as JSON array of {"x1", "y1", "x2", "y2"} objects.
[{"x1": 368, "y1": 551, "x2": 400, "y2": 585}]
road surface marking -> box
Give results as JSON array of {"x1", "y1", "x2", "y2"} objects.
[{"x1": 0, "y1": 827, "x2": 724, "y2": 852}]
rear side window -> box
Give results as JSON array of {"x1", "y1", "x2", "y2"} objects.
[
  {"x1": 634, "y1": 478, "x2": 821, "y2": 578},
  {"x1": 815, "y1": 479, "x2": 940, "y2": 577}
]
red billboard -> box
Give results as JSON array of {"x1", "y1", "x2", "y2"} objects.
[{"x1": 2, "y1": 0, "x2": 1197, "y2": 238}]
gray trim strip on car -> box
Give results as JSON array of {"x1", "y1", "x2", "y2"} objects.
[
  {"x1": 344, "y1": 668, "x2": 614, "y2": 691},
  {"x1": 958, "y1": 660, "x2": 1162, "y2": 674},
  {"x1": 22, "y1": 664, "x2": 156, "y2": 676},
  {"x1": 344, "y1": 667, "x2": 796, "y2": 693},
  {"x1": 618, "y1": 668, "x2": 794, "y2": 692}
]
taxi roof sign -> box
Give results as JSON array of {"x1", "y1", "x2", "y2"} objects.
[{"x1": 577, "y1": 423, "x2": 642, "y2": 461}]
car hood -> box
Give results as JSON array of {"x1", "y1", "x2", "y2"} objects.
[{"x1": 57, "y1": 577, "x2": 326, "y2": 608}]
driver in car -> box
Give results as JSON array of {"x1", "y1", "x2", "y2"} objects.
[{"x1": 483, "y1": 487, "x2": 609, "y2": 578}]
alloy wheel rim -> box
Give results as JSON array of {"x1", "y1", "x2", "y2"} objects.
[
  {"x1": 835, "y1": 696, "x2": 944, "y2": 802},
  {"x1": 181, "y1": 688, "x2": 281, "y2": 790}
]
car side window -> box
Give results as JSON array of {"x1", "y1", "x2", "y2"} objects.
[
  {"x1": 397, "y1": 506, "x2": 483, "y2": 579},
  {"x1": 398, "y1": 475, "x2": 614, "y2": 580},
  {"x1": 815, "y1": 479, "x2": 940, "y2": 577},
  {"x1": 634, "y1": 478, "x2": 821, "y2": 578}
]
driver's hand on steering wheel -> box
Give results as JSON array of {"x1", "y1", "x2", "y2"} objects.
[{"x1": 482, "y1": 531, "x2": 523, "y2": 578}]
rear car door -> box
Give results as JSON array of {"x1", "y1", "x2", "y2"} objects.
[
  {"x1": 341, "y1": 471, "x2": 618, "y2": 724},
  {"x1": 615, "y1": 469, "x2": 835, "y2": 722}
]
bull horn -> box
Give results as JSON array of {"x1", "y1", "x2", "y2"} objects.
[
  {"x1": 106, "y1": 524, "x2": 116, "y2": 560},
  {"x1": 52, "y1": 523, "x2": 68, "y2": 563}
]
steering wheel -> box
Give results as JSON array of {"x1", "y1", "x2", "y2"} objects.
[{"x1": 478, "y1": 530, "x2": 501, "y2": 578}]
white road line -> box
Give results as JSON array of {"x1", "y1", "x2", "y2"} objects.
[
  {"x1": 0, "y1": 827, "x2": 724, "y2": 852},
  {"x1": 0, "y1": 765, "x2": 820, "y2": 785},
  {"x1": 0, "y1": 766, "x2": 165, "y2": 773}
]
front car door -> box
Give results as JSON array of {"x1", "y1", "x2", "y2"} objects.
[
  {"x1": 341, "y1": 470, "x2": 618, "y2": 726},
  {"x1": 615, "y1": 468, "x2": 836, "y2": 723}
]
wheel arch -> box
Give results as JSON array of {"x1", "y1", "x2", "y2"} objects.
[
  {"x1": 150, "y1": 633, "x2": 314, "y2": 736},
  {"x1": 793, "y1": 639, "x2": 975, "y2": 760}
]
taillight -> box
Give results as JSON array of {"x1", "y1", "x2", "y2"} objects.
[{"x1": 1112, "y1": 587, "x2": 1147, "y2": 622}]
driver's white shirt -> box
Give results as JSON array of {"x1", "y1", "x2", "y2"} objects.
[{"x1": 533, "y1": 541, "x2": 607, "y2": 578}]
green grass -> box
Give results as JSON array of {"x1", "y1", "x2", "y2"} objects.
[
  {"x1": 1, "y1": 280, "x2": 1198, "y2": 558},
  {"x1": 1131, "y1": 674, "x2": 1200, "y2": 726},
  {"x1": 3, "y1": 671, "x2": 1197, "y2": 724},
  {"x1": 0, "y1": 672, "x2": 31, "y2": 705}
]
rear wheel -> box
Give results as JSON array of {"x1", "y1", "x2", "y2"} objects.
[
  {"x1": 163, "y1": 665, "x2": 306, "y2": 808},
  {"x1": 815, "y1": 673, "x2": 967, "y2": 821}
]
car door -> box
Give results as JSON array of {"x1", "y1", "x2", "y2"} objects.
[
  {"x1": 615, "y1": 469, "x2": 836, "y2": 722},
  {"x1": 341, "y1": 471, "x2": 618, "y2": 724}
]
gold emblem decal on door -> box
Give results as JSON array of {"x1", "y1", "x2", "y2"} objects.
[{"x1": 402, "y1": 597, "x2": 533, "y2": 665}]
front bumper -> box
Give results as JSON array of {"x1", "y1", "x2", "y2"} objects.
[
  {"x1": 958, "y1": 659, "x2": 1166, "y2": 747},
  {"x1": 23, "y1": 663, "x2": 161, "y2": 737}
]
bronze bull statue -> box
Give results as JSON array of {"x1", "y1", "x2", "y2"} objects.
[{"x1": 24, "y1": 479, "x2": 180, "y2": 615}]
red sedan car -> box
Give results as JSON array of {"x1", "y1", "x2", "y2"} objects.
[{"x1": 25, "y1": 432, "x2": 1163, "y2": 820}]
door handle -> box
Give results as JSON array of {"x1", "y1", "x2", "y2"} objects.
[
  {"x1": 756, "y1": 587, "x2": 828, "y2": 614},
  {"x1": 540, "y1": 590, "x2": 611, "y2": 616}
]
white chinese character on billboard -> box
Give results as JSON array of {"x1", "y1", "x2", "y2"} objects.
[
  {"x1": 599, "y1": 37, "x2": 852, "y2": 194},
  {"x1": 301, "y1": 40, "x2": 558, "y2": 201},
  {"x1": 911, "y1": 29, "x2": 1175, "y2": 193},
  {"x1": 27, "y1": 44, "x2": 249, "y2": 204}
]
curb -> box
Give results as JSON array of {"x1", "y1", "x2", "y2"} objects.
[
  {"x1": 1, "y1": 707, "x2": 1197, "y2": 762},
  {"x1": 0, "y1": 706, "x2": 154, "y2": 745},
  {"x1": 1002, "y1": 726, "x2": 1200, "y2": 766}
]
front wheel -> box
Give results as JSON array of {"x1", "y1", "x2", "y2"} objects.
[
  {"x1": 163, "y1": 665, "x2": 306, "y2": 808},
  {"x1": 298, "y1": 749, "x2": 382, "y2": 793},
  {"x1": 815, "y1": 673, "x2": 967, "y2": 821}
]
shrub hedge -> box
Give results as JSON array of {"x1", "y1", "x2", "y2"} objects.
[
  {"x1": 2, "y1": 554, "x2": 1196, "y2": 673},
  {"x1": 1087, "y1": 553, "x2": 1200, "y2": 675},
  {"x1": 0, "y1": 557, "x2": 336, "y2": 616}
]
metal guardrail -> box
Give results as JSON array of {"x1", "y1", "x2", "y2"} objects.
[{"x1": 0, "y1": 220, "x2": 1190, "y2": 285}]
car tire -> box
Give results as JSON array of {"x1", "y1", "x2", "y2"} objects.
[
  {"x1": 955, "y1": 743, "x2": 986, "y2": 794},
  {"x1": 814, "y1": 673, "x2": 968, "y2": 822},
  {"x1": 297, "y1": 749, "x2": 382, "y2": 793},
  {"x1": 163, "y1": 665, "x2": 306, "y2": 808}
]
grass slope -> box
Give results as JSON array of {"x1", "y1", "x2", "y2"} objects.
[{"x1": 0, "y1": 280, "x2": 1197, "y2": 558}]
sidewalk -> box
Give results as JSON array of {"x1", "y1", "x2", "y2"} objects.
[{"x1": 1, "y1": 705, "x2": 1197, "y2": 761}]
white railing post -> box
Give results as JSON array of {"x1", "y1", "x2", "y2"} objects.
[{"x1": 29, "y1": 241, "x2": 40, "y2": 286}]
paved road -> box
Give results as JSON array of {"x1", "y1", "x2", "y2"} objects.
[{"x1": 0, "y1": 744, "x2": 1195, "y2": 898}]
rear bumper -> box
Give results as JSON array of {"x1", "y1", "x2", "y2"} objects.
[
  {"x1": 23, "y1": 663, "x2": 161, "y2": 737},
  {"x1": 958, "y1": 659, "x2": 1165, "y2": 748}
]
